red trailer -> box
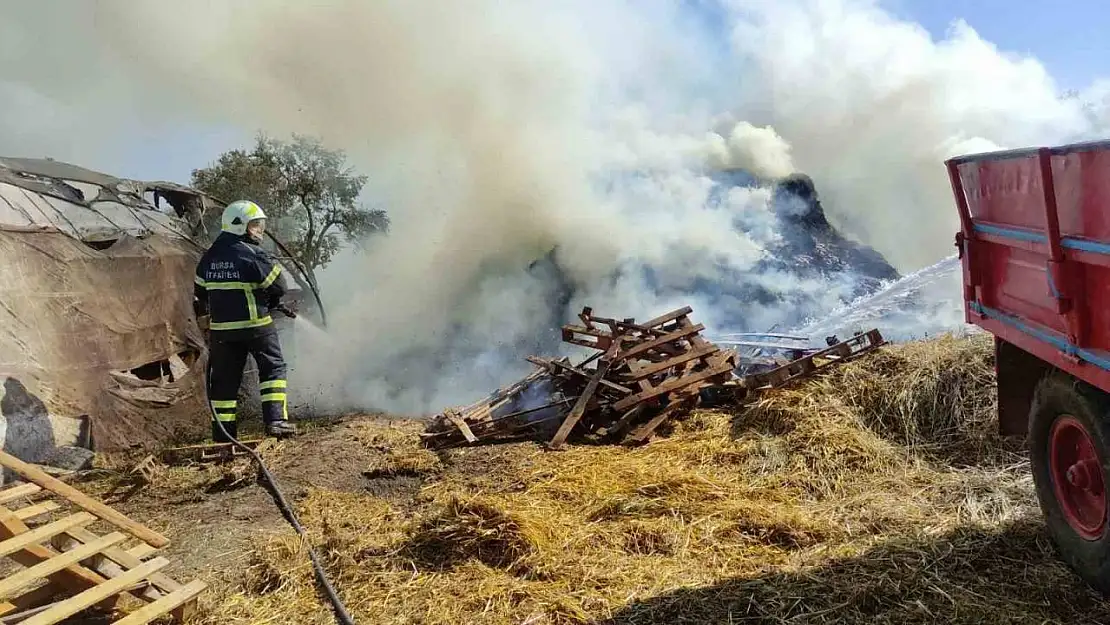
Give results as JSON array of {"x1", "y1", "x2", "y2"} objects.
[{"x1": 947, "y1": 140, "x2": 1110, "y2": 592}]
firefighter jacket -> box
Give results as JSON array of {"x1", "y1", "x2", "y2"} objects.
[{"x1": 194, "y1": 232, "x2": 288, "y2": 337}]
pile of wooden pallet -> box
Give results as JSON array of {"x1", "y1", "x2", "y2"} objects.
[
  {"x1": 424, "y1": 305, "x2": 888, "y2": 450},
  {"x1": 0, "y1": 451, "x2": 205, "y2": 624},
  {"x1": 424, "y1": 306, "x2": 739, "y2": 449}
]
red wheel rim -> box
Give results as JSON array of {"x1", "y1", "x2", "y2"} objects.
[{"x1": 1049, "y1": 415, "x2": 1108, "y2": 540}]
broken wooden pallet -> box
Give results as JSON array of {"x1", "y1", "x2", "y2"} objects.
[
  {"x1": 554, "y1": 306, "x2": 737, "y2": 446},
  {"x1": 739, "y1": 329, "x2": 885, "y2": 390},
  {"x1": 420, "y1": 365, "x2": 569, "y2": 448},
  {"x1": 160, "y1": 439, "x2": 264, "y2": 465},
  {"x1": 0, "y1": 451, "x2": 206, "y2": 624}
]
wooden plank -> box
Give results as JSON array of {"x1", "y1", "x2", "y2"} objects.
[
  {"x1": 624, "y1": 359, "x2": 652, "y2": 392},
  {"x1": 0, "y1": 598, "x2": 64, "y2": 624},
  {"x1": 620, "y1": 343, "x2": 720, "y2": 380},
  {"x1": 739, "y1": 330, "x2": 883, "y2": 390},
  {"x1": 12, "y1": 502, "x2": 59, "y2": 522},
  {"x1": 112, "y1": 580, "x2": 207, "y2": 625},
  {"x1": 604, "y1": 404, "x2": 647, "y2": 438},
  {"x1": 64, "y1": 528, "x2": 181, "y2": 595},
  {"x1": 0, "y1": 452, "x2": 169, "y2": 549},
  {"x1": 125, "y1": 544, "x2": 157, "y2": 561},
  {"x1": 0, "y1": 514, "x2": 95, "y2": 560},
  {"x1": 460, "y1": 403, "x2": 493, "y2": 424},
  {"x1": 561, "y1": 324, "x2": 615, "y2": 339},
  {"x1": 0, "y1": 508, "x2": 110, "y2": 606},
  {"x1": 577, "y1": 308, "x2": 596, "y2": 329},
  {"x1": 0, "y1": 485, "x2": 40, "y2": 505},
  {"x1": 526, "y1": 357, "x2": 633, "y2": 394},
  {"x1": 574, "y1": 350, "x2": 605, "y2": 370},
  {"x1": 549, "y1": 347, "x2": 616, "y2": 449},
  {"x1": 613, "y1": 359, "x2": 734, "y2": 411},
  {"x1": 0, "y1": 532, "x2": 127, "y2": 600},
  {"x1": 560, "y1": 326, "x2": 613, "y2": 352},
  {"x1": 444, "y1": 411, "x2": 478, "y2": 444},
  {"x1": 624, "y1": 395, "x2": 698, "y2": 444},
  {"x1": 640, "y1": 306, "x2": 693, "y2": 328},
  {"x1": 598, "y1": 309, "x2": 695, "y2": 339},
  {"x1": 457, "y1": 370, "x2": 545, "y2": 416},
  {"x1": 617, "y1": 357, "x2": 655, "y2": 439},
  {"x1": 162, "y1": 440, "x2": 262, "y2": 463},
  {"x1": 0, "y1": 579, "x2": 78, "y2": 619},
  {"x1": 615, "y1": 324, "x2": 705, "y2": 362},
  {"x1": 678, "y1": 315, "x2": 714, "y2": 351},
  {"x1": 17, "y1": 556, "x2": 169, "y2": 625},
  {"x1": 611, "y1": 321, "x2": 668, "y2": 339}
]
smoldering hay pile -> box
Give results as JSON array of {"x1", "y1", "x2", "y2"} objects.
[
  {"x1": 5, "y1": 0, "x2": 1110, "y2": 418},
  {"x1": 172, "y1": 332, "x2": 1110, "y2": 625}
]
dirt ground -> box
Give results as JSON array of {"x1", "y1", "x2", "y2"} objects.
[{"x1": 80, "y1": 417, "x2": 398, "y2": 590}]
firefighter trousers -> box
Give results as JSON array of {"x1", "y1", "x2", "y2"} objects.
[{"x1": 207, "y1": 330, "x2": 289, "y2": 442}]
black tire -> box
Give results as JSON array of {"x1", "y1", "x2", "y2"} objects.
[{"x1": 1030, "y1": 374, "x2": 1110, "y2": 594}]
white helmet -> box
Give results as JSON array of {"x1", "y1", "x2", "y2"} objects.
[{"x1": 221, "y1": 200, "x2": 267, "y2": 236}]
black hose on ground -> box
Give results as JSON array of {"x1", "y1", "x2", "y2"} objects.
[{"x1": 204, "y1": 361, "x2": 356, "y2": 625}]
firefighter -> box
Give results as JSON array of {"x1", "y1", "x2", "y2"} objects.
[{"x1": 193, "y1": 200, "x2": 297, "y2": 441}]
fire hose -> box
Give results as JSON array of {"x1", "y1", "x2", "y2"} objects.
[{"x1": 203, "y1": 306, "x2": 356, "y2": 625}]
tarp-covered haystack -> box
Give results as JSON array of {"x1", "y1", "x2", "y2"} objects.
[{"x1": 0, "y1": 157, "x2": 302, "y2": 460}]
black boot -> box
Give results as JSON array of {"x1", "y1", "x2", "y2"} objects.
[
  {"x1": 212, "y1": 419, "x2": 238, "y2": 443},
  {"x1": 265, "y1": 420, "x2": 297, "y2": 438}
]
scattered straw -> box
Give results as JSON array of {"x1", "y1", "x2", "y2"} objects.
[{"x1": 167, "y1": 335, "x2": 1108, "y2": 623}]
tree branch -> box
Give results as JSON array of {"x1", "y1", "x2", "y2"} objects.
[{"x1": 299, "y1": 190, "x2": 316, "y2": 264}]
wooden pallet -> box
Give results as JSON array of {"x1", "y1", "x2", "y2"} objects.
[
  {"x1": 556, "y1": 307, "x2": 737, "y2": 446},
  {"x1": 740, "y1": 329, "x2": 885, "y2": 390},
  {"x1": 0, "y1": 451, "x2": 206, "y2": 624},
  {"x1": 160, "y1": 439, "x2": 265, "y2": 465}
]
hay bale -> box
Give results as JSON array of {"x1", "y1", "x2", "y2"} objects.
[
  {"x1": 829, "y1": 333, "x2": 998, "y2": 451},
  {"x1": 745, "y1": 333, "x2": 1007, "y2": 464}
]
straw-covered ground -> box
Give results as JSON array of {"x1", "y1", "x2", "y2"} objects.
[{"x1": 85, "y1": 333, "x2": 1110, "y2": 624}]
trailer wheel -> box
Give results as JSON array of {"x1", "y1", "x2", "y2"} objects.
[{"x1": 1030, "y1": 375, "x2": 1110, "y2": 593}]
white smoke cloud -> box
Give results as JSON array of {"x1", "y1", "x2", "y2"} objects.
[
  {"x1": 707, "y1": 122, "x2": 796, "y2": 179},
  {"x1": 720, "y1": 0, "x2": 1102, "y2": 269},
  {"x1": 1, "y1": 0, "x2": 1108, "y2": 415}
]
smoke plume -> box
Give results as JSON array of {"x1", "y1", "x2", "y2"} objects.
[{"x1": 1, "y1": 0, "x2": 1108, "y2": 415}]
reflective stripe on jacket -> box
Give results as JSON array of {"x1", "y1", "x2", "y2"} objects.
[{"x1": 194, "y1": 232, "x2": 288, "y2": 334}]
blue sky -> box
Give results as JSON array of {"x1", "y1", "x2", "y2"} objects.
[
  {"x1": 887, "y1": 0, "x2": 1108, "y2": 91},
  {"x1": 111, "y1": 0, "x2": 1110, "y2": 185}
]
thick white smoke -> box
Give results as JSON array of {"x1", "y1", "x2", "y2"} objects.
[
  {"x1": 722, "y1": 0, "x2": 1109, "y2": 269},
  {"x1": 707, "y1": 122, "x2": 797, "y2": 179},
  {"x1": 1, "y1": 0, "x2": 1108, "y2": 415}
]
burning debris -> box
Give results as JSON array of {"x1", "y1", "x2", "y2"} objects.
[{"x1": 423, "y1": 306, "x2": 885, "y2": 449}]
